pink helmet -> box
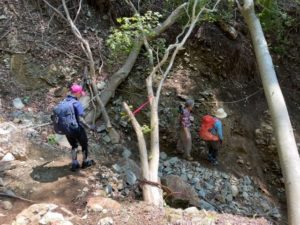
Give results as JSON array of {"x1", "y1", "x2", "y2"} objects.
[{"x1": 70, "y1": 84, "x2": 86, "y2": 96}]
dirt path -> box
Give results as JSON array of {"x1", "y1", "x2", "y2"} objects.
[{"x1": 0, "y1": 142, "x2": 101, "y2": 224}]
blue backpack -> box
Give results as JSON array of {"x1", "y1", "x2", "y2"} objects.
[{"x1": 51, "y1": 98, "x2": 79, "y2": 135}]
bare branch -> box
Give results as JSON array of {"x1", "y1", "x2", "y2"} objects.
[
  {"x1": 155, "y1": 0, "x2": 221, "y2": 104},
  {"x1": 42, "y1": 0, "x2": 67, "y2": 22},
  {"x1": 87, "y1": 2, "x2": 188, "y2": 123},
  {"x1": 235, "y1": 0, "x2": 242, "y2": 10},
  {"x1": 123, "y1": 102, "x2": 149, "y2": 179},
  {"x1": 61, "y1": 0, "x2": 119, "y2": 142},
  {"x1": 74, "y1": 0, "x2": 83, "y2": 23}
]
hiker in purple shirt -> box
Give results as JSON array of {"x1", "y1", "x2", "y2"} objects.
[
  {"x1": 61, "y1": 84, "x2": 95, "y2": 171},
  {"x1": 177, "y1": 99, "x2": 194, "y2": 161}
]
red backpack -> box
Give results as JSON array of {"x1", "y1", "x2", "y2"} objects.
[{"x1": 198, "y1": 115, "x2": 219, "y2": 141}]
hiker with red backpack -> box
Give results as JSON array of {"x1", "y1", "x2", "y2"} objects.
[
  {"x1": 177, "y1": 99, "x2": 194, "y2": 161},
  {"x1": 198, "y1": 108, "x2": 227, "y2": 165},
  {"x1": 51, "y1": 84, "x2": 95, "y2": 171}
]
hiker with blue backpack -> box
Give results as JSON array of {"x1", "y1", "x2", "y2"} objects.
[
  {"x1": 198, "y1": 108, "x2": 227, "y2": 165},
  {"x1": 51, "y1": 84, "x2": 95, "y2": 171}
]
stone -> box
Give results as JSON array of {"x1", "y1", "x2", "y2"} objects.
[
  {"x1": 187, "y1": 173, "x2": 193, "y2": 180},
  {"x1": 97, "y1": 81, "x2": 106, "y2": 90},
  {"x1": 97, "y1": 125, "x2": 107, "y2": 133},
  {"x1": 271, "y1": 207, "x2": 281, "y2": 218},
  {"x1": 13, "y1": 98, "x2": 25, "y2": 109},
  {"x1": 165, "y1": 208, "x2": 184, "y2": 224},
  {"x1": 199, "y1": 200, "x2": 215, "y2": 211},
  {"x1": 168, "y1": 157, "x2": 179, "y2": 165},
  {"x1": 219, "y1": 21, "x2": 238, "y2": 39},
  {"x1": 255, "y1": 129, "x2": 263, "y2": 138},
  {"x1": 226, "y1": 194, "x2": 233, "y2": 202},
  {"x1": 87, "y1": 197, "x2": 121, "y2": 211},
  {"x1": 221, "y1": 173, "x2": 229, "y2": 179},
  {"x1": 237, "y1": 158, "x2": 244, "y2": 165},
  {"x1": 160, "y1": 152, "x2": 167, "y2": 160},
  {"x1": 12, "y1": 203, "x2": 58, "y2": 225},
  {"x1": 105, "y1": 185, "x2": 112, "y2": 195},
  {"x1": 125, "y1": 170, "x2": 137, "y2": 185},
  {"x1": 4, "y1": 189, "x2": 16, "y2": 197},
  {"x1": 93, "y1": 190, "x2": 107, "y2": 197},
  {"x1": 198, "y1": 190, "x2": 206, "y2": 198},
  {"x1": 39, "y1": 211, "x2": 65, "y2": 225},
  {"x1": 261, "y1": 200, "x2": 271, "y2": 212},
  {"x1": 191, "y1": 177, "x2": 200, "y2": 185},
  {"x1": 0, "y1": 177, "x2": 4, "y2": 186},
  {"x1": 184, "y1": 207, "x2": 198, "y2": 214},
  {"x1": 204, "y1": 182, "x2": 214, "y2": 191},
  {"x1": 120, "y1": 120, "x2": 128, "y2": 128},
  {"x1": 102, "y1": 135, "x2": 111, "y2": 143},
  {"x1": 1, "y1": 201, "x2": 13, "y2": 210},
  {"x1": 230, "y1": 185, "x2": 239, "y2": 197},
  {"x1": 112, "y1": 164, "x2": 122, "y2": 173},
  {"x1": 161, "y1": 175, "x2": 200, "y2": 208},
  {"x1": 11, "y1": 147, "x2": 27, "y2": 161},
  {"x1": 242, "y1": 192, "x2": 249, "y2": 200},
  {"x1": 122, "y1": 148, "x2": 132, "y2": 159},
  {"x1": 215, "y1": 194, "x2": 226, "y2": 204},
  {"x1": 243, "y1": 176, "x2": 252, "y2": 185},
  {"x1": 119, "y1": 158, "x2": 141, "y2": 179},
  {"x1": 163, "y1": 161, "x2": 170, "y2": 167},
  {"x1": 1, "y1": 153, "x2": 15, "y2": 161},
  {"x1": 180, "y1": 174, "x2": 188, "y2": 182},
  {"x1": 97, "y1": 217, "x2": 114, "y2": 225}
]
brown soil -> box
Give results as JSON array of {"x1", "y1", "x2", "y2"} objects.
[{"x1": 0, "y1": 0, "x2": 299, "y2": 225}]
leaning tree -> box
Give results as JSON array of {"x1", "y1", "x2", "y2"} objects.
[
  {"x1": 236, "y1": 0, "x2": 300, "y2": 224},
  {"x1": 123, "y1": 0, "x2": 221, "y2": 206}
]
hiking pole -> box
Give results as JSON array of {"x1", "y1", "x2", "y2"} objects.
[{"x1": 20, "y1": 122, "x2": 52, "y2": 130}]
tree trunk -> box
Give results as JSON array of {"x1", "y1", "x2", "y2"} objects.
[
  {"x1": 61, "y1": 0, "x2": 120, "y2": 143},
  {"x1": 239, "y1": 0, "x2": 300, "y2": 224},
  {"x1": 85, "y1": 3, "x2": 187, "y2": 123}
]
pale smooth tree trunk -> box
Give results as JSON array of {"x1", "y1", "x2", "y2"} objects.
[
  {"x1": 238, "y1": 0, "x2": 300, "y2": 224},
  {"x1": 122, "y1": 0, "x2": 221, "y2": 207},
  {"x1": 86, "y1": 3, "x2": 188, "y2": 123}
]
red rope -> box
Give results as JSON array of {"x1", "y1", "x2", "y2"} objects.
[{"x1": 132, "y1": 96, "x2": 153, "y2": 115}]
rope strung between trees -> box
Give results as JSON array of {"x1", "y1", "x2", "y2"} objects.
[{"x1": 88, "y1": 87, "x2": 263, "y2": 107}]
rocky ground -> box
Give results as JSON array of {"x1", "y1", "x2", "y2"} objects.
[
  {"x1": 0, "y1": 117, "x2": 272, "y2": 225},
  {"x1": 1, "y1": 0, "x2": 300, "y2": 225}
]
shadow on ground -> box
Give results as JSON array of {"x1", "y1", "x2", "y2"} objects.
[{"x1": 30, "y1": 161, "x2": 84, "y2": 183}]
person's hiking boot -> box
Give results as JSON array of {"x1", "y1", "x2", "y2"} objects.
[
  {"x1": 207, "y1": 155, "x2": 213, "y2": 163},
  {"x1": 71, "y1": 160, "x2": 80, "y2": 172},
  {"x1": 212, "y1": 160, "x2": 219, "y2": 166},
  {"x1": 185, "y1": 155, "x2": 193, "y2": 161},
  {"x1": 81, "y1": 159, "x2": 95, "y2": 169}
]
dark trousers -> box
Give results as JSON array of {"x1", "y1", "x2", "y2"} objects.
[
  {"x1": 207, "y1": 141, "x2": 220, "y2": 161},
  {"x1": 66, "y1": 126, "x2": 88, "y2": 160}
]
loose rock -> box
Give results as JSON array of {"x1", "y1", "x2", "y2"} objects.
[
  {"x1": 97, "y1": 217, "x2": 114, "y2": 225},
  {"x1": 1, "y1": 200, "x2": 13, "y2": 210}
]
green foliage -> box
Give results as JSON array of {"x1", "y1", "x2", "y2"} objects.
[
  {"x1": 144, "y1": 37, "x2": 167, "y2": 62},
  {"x1": 257, "y1": 0, "x2": 295, "y2": 53},
  {"x1": 164, "y1": 0, "x2": 235, "y2": 24},
  {"x1": 141, "y1": 124, "x2": 152, "y2": 134},
  {"x1": 106, "y1": 11, "x2": 163, "y2": 59},
  {"x1": 47, "y1": 134, "x2": 57, "y2": 145}
]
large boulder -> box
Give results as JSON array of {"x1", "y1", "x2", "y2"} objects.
[
  {"x1": 161, "y1": 175, "x2": 200, "y2": 208},
  {"x1": 12, "y1": 203, "x2": 74, "y2": 225},
  {"x1": 87, "y1": 197, "x2": 121, "y2": 212}
]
